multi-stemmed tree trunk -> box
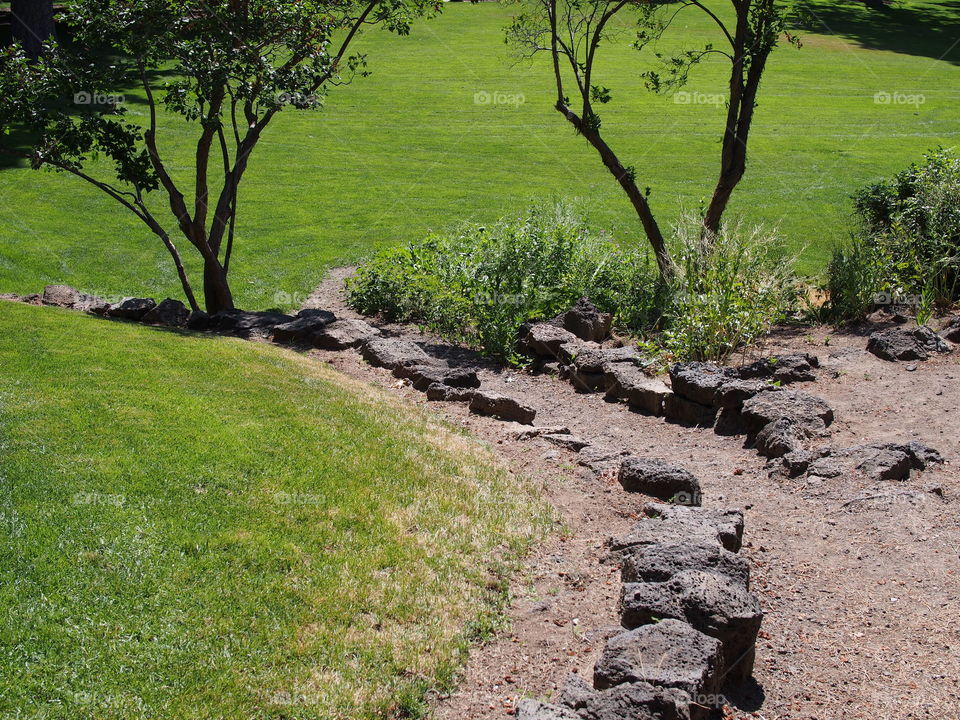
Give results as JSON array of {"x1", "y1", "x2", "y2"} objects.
[
  {"x1": 510, "y1": 0, "x2": 793, "y2": 278},
  {"x1": 10, "y1": 0, "x2": 56, "y2": 59}
]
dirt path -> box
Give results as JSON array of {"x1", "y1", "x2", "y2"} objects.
[{"x1": 304, "y1": 270, "x2": 960, "y2": 720}]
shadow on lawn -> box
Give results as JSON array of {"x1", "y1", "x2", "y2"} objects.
[{"x1": 800, "y1": 0, "x2": 960, "y2": 66}]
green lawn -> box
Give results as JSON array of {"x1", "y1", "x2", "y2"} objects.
[
  {"x1": 0, "y1": 302, "x2": 549, "y2": 719},
  {"x1": 0, "y1": 0, "x2": 957, "y2": 309}
]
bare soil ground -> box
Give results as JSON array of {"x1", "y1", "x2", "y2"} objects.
[{"x1": 305, "y1": 268, "x2": 960, "y2": 720}]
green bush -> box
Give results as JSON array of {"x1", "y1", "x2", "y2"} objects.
[
  {"x1": 348, "y1": 203, "x2": 798, "y2": 363},
  {"x1": 826, "y1": 148, "x2": 960, "y2": 320},
  {"x1": 348, "y1": 202, "x2": 660, "y2": 361},
  {"x1": 661, "y1": 220, "x2": 801, "y2": 362}
]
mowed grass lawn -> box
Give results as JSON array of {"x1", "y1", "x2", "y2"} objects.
[
  {"x1": 0, "y1": 0, "x2": 957, "y2": 309},
  {"x1": 0, "y1": 302, "x2": 550, "y2": 719}
]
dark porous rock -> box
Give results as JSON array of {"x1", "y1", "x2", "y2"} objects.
[
  {"x1": 297, "y1": 308, "x2": 336, "y2": 322},
  {"x1": 519, "y1": 323, "x2": 580, "y2": 358},
  {"x1": 42, "y1": 284, "x2": 110, "y2": 314},
  {"x1": 560, "y1": 678, "x2": 694, "y2": 720},
  {"x1": 312, "y1": 318, "x2": 380, "y2": 349},
  {"x1": 621, "y1": 570, "x2": 762, "y2": 685},
  {"x1": 731, "y1": 353, "x2": 819, "y2": 384},
  {"x1": 141, "y1": 298, "x2": 190, "y2": 327},
  {"x1": 806, "y1": 453, "x2": 844, "y2": 479},
  {"x1": 2, "y1": 292, "x2": 41, "y2": 305},
  {"x1": 509, "y1": 425, "x2": 571, "y2": 441},
  {"x1": 773, "y1": 449, "x2": 814, "y2": 479},
  {"x1": 106, "y1": 297, "x2": 157, "y2": 321},
  {"x1": 543, "y1": 433, "x2": 590, "y2": 452},
  {"x1": 618, "y1": 458, "x2": 702, "y2": 505},
  {"x1": 713, "y1": 407, "x2": 747, "y2": 436},
  {"x1": 272, "y1": 312, "x2": 337, "y2": 343},
  {"x1": 867, "y1": 325, "x2": 953, "y2": 362},
  {"x1": 604, "y1": 364, "x2": 670, "y2": 416},
  {"x1": 469, "y1": 391, "x2": 536, "y2": 424},
  {"x1": 593, "y1": 620, "x2": 723, "y2": 707},
  {"x1": 566, "y1": 345, "x2": 640, "y2": 373},
  {"x1": 186, "y1": 310, "x2": 212, "y2": 330},
  {"x1": 643, "y1": 503, "x2": 744, "y2": 553},
  {"x1": 754, "y1": 417, "x2": 814, "y2": 459},
  {"x1": 837, "y1": 441, "x2": 943, "y2": 481},
  {"x1": 361, "y1": 338, "x2": 436, "y2": 370},
  {"x1": 669, "y1": 362, "x2": 729, "y2": 407},
  {"x1": 741, "y1": 389, "x2": 834, "y2": 438},
  {"x1": 425, "y1": 383, "x2": 476, "y2": 402},
  {"x1": 407, "y1": 365, "x2": 480, "y2": 391},
  {"x1": 620, "y1": 541, "x2": 750, "y2": 587},
  {"x1": 562, "y1": 297, "x2": 613, "y2": 342},
  {"x1": 715, "y1": 379, "x2": 771, "y2": 411},
  {"x1": 941, "y1": 317, "x2": 960, "y2": 343},
  {"x1": 663, "y1": 394, "x2": 717, "y2": 428},
  {"x1": 578, "y1": 446, "x2": 630, "y2": 474},
  {"x1": 515, "y1": 700, "x2": 580, "y2": 720},
  {"x1": 207, "y1": 309, "x2": 295, "y2": 338}
]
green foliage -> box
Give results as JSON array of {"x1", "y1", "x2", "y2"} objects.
[
  {"x1": 348, "y1": 202, "x2": 661, "y2": 361},
  {"x1": 0, "y1": 302, "x2": 548, "y2": 720},
  {"x1": 661, "y1": 220, "x2": 802, "y2": 362},
  {"x1": 349, "y1": 203, "x2": 799, "y2": 363},
  {"x1": 825, "y1": 148, "x2": 960, "y2": 320},
  {"x1": 823, "y1": 233, "x2": 887, "y2": 321}
]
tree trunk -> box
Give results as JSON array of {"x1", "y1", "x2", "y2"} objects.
[
  {"x1": 556, "y1": 103, "x2": 675, "y2": 279},
  {"x1": 10, "y1": 0, "x2": 56, "y2": 59},
  {"x1": 202, "y1": 258, "x2": 234, "y2": 314}
]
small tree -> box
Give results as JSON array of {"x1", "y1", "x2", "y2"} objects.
[
  {"x1": 0, "y1": 0, "x2": 435, "y2": 313},
  {"x1": 509, "y1": 0, "x2": 796, "y2": 278}
]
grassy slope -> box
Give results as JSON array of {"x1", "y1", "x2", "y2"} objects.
[
  {"x1": 0, "y1": 302, "x2": 549, "y2": 719},
  {"x1": 0, "y1": 0, "x2": 957, "y2": 308}
]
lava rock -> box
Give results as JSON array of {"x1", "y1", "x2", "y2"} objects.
[
  {"x1": 669, "y1": 362, "x2": 729, "y2": 407},
  {"x1": 407, "y1": 365, "x2": 480, "y2": 391},
  {"x1": 311, "y1": 319, "x2": 380, "y2": 349},
  {"x1": 519, "y1": 323, "x2": 580, "y2": 358},
  {"x1": 593, "y1": 620, "x2": 723, "y2": 706},
  {"x1": 562, "y1": 297, "x2": 613, "y2": 342},
  {"x1": 425, "y1": 383, "x2": 476, "y2": 402},
  {"x1": 663, "y1": 394, "x2": 717, "y2": 428},
  {"x1": 618, "y1": 458, "x2": 702, "y2": 505},
  {"x1": 941, "y1": 317, "x2": 960, "y2": 343},
  {"x1": 621, "y1": 570, "x2": 763, "y2": 684},
  {"x1": 753, "y1": 417, "x2": 814, "y2": 459},
  {"x1": 206, "y1": 309, "x2": 295, "y2": 338},
  {"x1": 41, "y1": 284, "x2": 110, "y2": 314},
  {"x1": 604, "y1": 364, "x2": 670, "y2": 416},
  {"x1": 106, "y1": 297, "x2": 157, "y2": 321},
  {"x1": 141, "y1": 298, "x2": 190, "y2": 327},
  {"x1": 469, "y1": 391, "x2": 536, "y2": 424},
  {"x1": 515, "y1": 700, "x2": 579, "y2": 720},
  {"x1": 714, "y1": 379, "x2": 771, "y2": 411},
  {"x1": 731, "y1": 353, "x2": 819, "y2": 384},
  {"x1": 543, "y1": 433, "x2": 590, "y2": 452},
  {"x1": 643, "y1": 503, "x2": 745, "y2": 553},
  {"x1": 867, "y1": 326, "x2": 953, "y2": 362},
  {"x1": 558, "y1": 675, "x2": 694, "y2": 720},
  {"x1": 361, "y1": 338, "x2": 436, "y2": 370},
  {"x1": 741, "y1": 389, "x2": 834, "y2": 438},
  {"x1": 272, "y1": 312, "x2": 337, "y2": 343},
  {"x1": 619, "y1": 541, "x2": 750, "y2": 587}
]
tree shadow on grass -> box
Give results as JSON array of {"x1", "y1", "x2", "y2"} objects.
[{"x1": 799, "y1": 0, "x2": 960, "y2": 66}]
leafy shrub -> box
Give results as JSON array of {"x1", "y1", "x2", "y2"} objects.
[
  {"x1": 348, "y1": 202, "x2": 660, "y2": 361},
  {"x1": 660, "y1": 220, "x2": 801, "y2": 362},
  {"x1": 826, "y1": 148, "x2": 960, "y2": 320},
  {"x1": 348, "y1": 203, "x2": 798, "y2": 363}
]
